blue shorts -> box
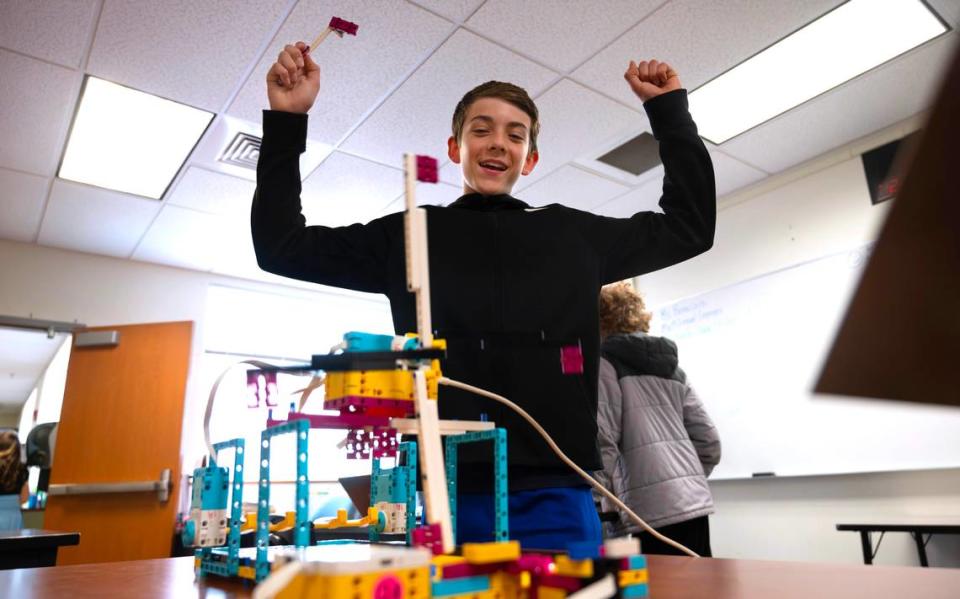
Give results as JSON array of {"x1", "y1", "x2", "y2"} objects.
[{"x1": 456, "y1": 486, "x2": 601, "y2": 551}]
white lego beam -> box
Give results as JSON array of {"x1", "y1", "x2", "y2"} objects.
[
  {"x1": 413, "y1": 367, "x2": 454, "y2": 553},
  {"x1": 403, "y1": 154, "x2": 433, "y2": 347},
  {"x1": 390, "y1": 418, "x2": 495, "y2": 435}
]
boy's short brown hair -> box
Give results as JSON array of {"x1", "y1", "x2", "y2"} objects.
[
  {"x1": 599, "y1": 281, "x2": 652, "y2": 338},
  {"x1": 452, "y1": 81, "x2": 540, "y2": 154}
]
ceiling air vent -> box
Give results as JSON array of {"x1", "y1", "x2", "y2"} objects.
[
  {"x1": 596, "y1": 132, "x2": 660, "y2": 176},
  {"x1": 219, "y1": 132, "x2": 261, "y2": 169}
]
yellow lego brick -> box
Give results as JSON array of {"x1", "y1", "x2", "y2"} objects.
[
  {"x1": 619, "y1": 568, "x2": 649, "y2": 586},
  {"x1": 431, "y1": 554, "x2": 467, "y2": 566},
  {"x1": 326, "y1": 369, "x2": 421, "y2": 402},
  {"x1": 237, "y1": 565, "x2": 256, "y2": 580},
  {"x1": 461, "y1": 541, "x2": 521, "y2": 564},
  {"x1": 537, "y1": 586, "x2": 568, "y2": 599},
  {"x1": 277, "y1": 566, "x2": 430, "y2": 599},
  {"x1": 489, "y1": 571, "x2": 522, "y2": 597},
  {"x1": 553, "y1": 555, "x2": 594, "y2": 578}
]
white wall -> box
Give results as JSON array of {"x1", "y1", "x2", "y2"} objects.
[{"x1": 637, "y1": 116, "x2": 960, "y2": 567}]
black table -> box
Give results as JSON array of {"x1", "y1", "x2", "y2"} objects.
[
  {"x1": 0, "y1": 529, "x2": 80, "y2": 569},
  {"x1": 836, "y1": 522, "x2": 960, "y2": 567}
]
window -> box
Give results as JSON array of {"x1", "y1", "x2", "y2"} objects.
[{"x1": 201, "y1": 284, "x2": 393, "y2": 516}]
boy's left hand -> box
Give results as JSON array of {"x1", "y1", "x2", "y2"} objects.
[{"x1": 624, "y1": 59, "x2": 681, "y2": 103}]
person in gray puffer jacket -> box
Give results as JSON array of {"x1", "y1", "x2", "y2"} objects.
[{"x1": 595, "y1": 282, "x2": 720, "y2": 557}]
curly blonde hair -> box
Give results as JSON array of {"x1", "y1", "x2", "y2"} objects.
[
  {"x1": 0, "y1": 430, "x2": 26, "y2": 494},
  {"x1": 599, "y1": 281, "x2": 652, "y2": 338}
]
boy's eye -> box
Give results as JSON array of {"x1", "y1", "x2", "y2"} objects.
[
  {"x1": 472, "y1": 128, "x2": 489, "y2": 135},
  {"x1": 509, "y1": 134, "x2": 524, "y2": 141}
]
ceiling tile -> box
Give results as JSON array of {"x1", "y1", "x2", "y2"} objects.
[
  {"x1": 515, "y1": 79, "x2": 642, "y2": 192},
  {"x1": 439, "y1": 160, "x2": 462, "y2": 186},
  {"x1": 0, "y1": 50, "x2": 78, "y2": 176},
  {"x1": 207, "y1": 218, "x2": 266, "y2": 280},
  {"x1": 38, "y1": 179, "x2": 160, "y2": 257},
  {"x1": 300, "y1": 151, "x2": 403, "y2": 227},
  {"x1": 518, "y1": 165, "x2": 630, "y2": 210},
  {"x1": 466, "y1": 0, "x2": 662, "y2": 72},
  {"x1": 408, "y1": 0, "x2": 484, "y2": 22},
  {"x1": 593, "y1": 178, "x2": 662, "y2": 217},
  {"x1": 167, "y1": 166, "x2": 256, "y2": 217},
  {"x1": 0, "y1": 0, "x2": 99, "y2": 69},
  {"x1": 571, "y1": 0, "x2": 844, "y2": 109},
  {"x1": 710, "y1": 150, "x2": 767, "y2": 199},
  {"x1": 415, "y1": 181, "x2": 464, "y2": 207},
  {"x1": 721, "y1": 33, "x2": 957, "y2": 173},
  {"x1": 189, "y1": 114, "x2": 333, "y2": 183},
  {"x1": 228, "y1": 0, "x2": 454, "y2": 145},
  {"x1": 340, "y1": 29, "x2": 557, "y2": 167},
  {"x1": 0, "y1": 169, "x2": 48, "y2": 242},
  {"x1": 132, "y1": 205, "x2": 232, "y2": 271},
  {"x1": 87, "y1": 0, "x2": 292, "y2": 112}
]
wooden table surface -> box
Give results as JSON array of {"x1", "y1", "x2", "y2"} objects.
[{"x1": 2, "y1": 554, "x2": 959, "y2": 598}]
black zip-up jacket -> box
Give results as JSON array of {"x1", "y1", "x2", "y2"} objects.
[{"x1": 251, "y1": 89, "x2": 715, "y2": 490}]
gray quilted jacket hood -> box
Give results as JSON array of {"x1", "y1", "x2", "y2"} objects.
[{"x1": 596, "y1": 333, "x2": 720, "y2": 531}]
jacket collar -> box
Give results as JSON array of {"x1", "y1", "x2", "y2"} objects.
[
  {"x1": 448, "y1": 193, "x2": 530, "y2": 212},
  {"x1": 601, "y1": 332, "x2": 680, "y2": 379}
]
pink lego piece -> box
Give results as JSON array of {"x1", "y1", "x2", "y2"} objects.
[
  {"x1": 439, "y1": 562, "x2": 502, "y2": 579},
  {"x1": 415, "y1": 155, "x2": 439, "y2": 183},
  {"x1": 412, "y1": 524, "x2": 445, "y2": 555},
  {"x1": 507, "y1": 553, "x2": 555, "y2": 577},
  {"x1": 373, "y1": 574, "x2": 402, "y2": 599},
  {"x1": 324, "y1": 396, "x2": 414, "y2": 415},
  {"x1": 560, "y1": 344, "x2": 584, "y2": 375},
  {"x1": 329, "y1": 17, "x2": 358, "y2": 36},
  {"x1": 346, "y1": 428, "x2": 372, "y2": 459},
  {"x1": 246, "y1": 370, "x2": 278, "y2": 408},
  {"x1": 536, "y1": 574, "x2": 583, "y2": 592},
  {"x1": 371, "y1": 428, "x2": 399, "y2": 458}
]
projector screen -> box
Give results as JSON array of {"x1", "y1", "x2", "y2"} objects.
[{"x1": 650, "y1": 244, "x2": 960, "y2": 479}]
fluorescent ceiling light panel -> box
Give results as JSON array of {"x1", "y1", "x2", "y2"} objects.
[
  {"x1": 689, "y1": 0, "x2": 947, "y2": 144},
  {"x1": 59, "y1": 77, "x2": 213, "y2": 199}
]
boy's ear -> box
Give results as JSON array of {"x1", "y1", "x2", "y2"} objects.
[
  {"x1": 447, "y1": 136, "x2": 461, "y2": 164},
  {"x1": 521, "y1": 149, "x2": 539, "y2": 176}
]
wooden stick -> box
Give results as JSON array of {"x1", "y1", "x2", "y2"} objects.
[{"x1": 310, "y1": 27, "x2": 332, "y2": 51}]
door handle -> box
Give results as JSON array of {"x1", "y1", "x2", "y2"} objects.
[{"x1": 48, "y1": 468, "x2": 172, "y2": 502}]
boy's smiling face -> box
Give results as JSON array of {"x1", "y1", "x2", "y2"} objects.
[{"x1": 448, "y1": 97, "x2": 539, "y2": 196}]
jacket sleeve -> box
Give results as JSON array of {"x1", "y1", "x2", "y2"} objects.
[
  {"x1": 596, "y1": 358, "x2": 624, "y2": 512},
  {"x1": 250, "y1": 110, "x2": 390, "y2": 293},
  {"x1": 681, "y1": 384, "x2": 721, "y2": 476},
  {"x1": 580, "y1": 89, "x2": 716, "y2": 283}
]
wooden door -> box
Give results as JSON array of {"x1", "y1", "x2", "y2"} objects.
[{"x1": 44, "y1": 321, "x2": 192, "y2": 565}]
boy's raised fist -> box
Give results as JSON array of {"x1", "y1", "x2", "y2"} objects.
[
  {"x1": 267, "y1": 41, "x2": 321, "y2": 114},
  {"x1": 624, "y1": 59, "x2": 681, "y2": 103}
]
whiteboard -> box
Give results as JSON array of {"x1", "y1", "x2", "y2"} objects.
[{"x1": 651, "y1": 245, "x2": 960, "y2": 480}]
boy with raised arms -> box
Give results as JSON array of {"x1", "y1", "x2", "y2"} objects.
[{"x1": 252, "y1": 40, "x2": 716, "y2": 550}]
